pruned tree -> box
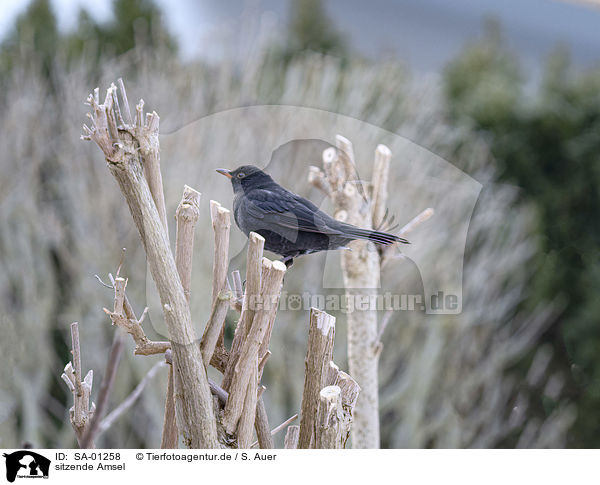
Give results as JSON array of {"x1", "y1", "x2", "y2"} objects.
[
  {"x1": 297, "y1": 309, "x2": 360, "y2": 449},
  {"x1": 309, "y1": 135, "x2": 432, "y2": 448},
  {"x1": 60, "y1": 80, "x2": 360, "y2": 449}
]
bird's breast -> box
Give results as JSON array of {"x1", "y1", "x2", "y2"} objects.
[{"x1": 232, "y1": 193, "x2": 249, "y2": 235}]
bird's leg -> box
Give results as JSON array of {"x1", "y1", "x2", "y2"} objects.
[{"x1": 281, "y1": 256, "x2": 294, "y2": 268}]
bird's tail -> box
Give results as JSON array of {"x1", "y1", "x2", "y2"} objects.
[{"x1": 343, "y1": 226, "x2": 410, "y2": 246}]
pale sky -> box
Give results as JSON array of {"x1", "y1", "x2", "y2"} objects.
[
  {"x1": 1, "y1": 0, "x2": 599, "y2": 74},
  {"x1": 0, "y1": 0, "x2": 206, "y2": 57}
]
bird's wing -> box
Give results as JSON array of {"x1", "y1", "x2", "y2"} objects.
[{"x1": 244, "y1": 189, "x2": 344, "y2": 236}]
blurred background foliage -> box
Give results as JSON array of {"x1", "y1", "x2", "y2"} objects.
[
  {"x1": 0, "y1": 0, "x2": 598, "y2": 448},
  {"x1": 444, "y1": 22, "x2": 600, "y2": 446}
]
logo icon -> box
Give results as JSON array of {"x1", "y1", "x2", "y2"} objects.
[{"x1": 3, "y1": 451, "x2": 50, "y2": 482}]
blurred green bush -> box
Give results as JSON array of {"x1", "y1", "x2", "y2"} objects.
[{"x1": 444, "y1": 23, "x2": 600, "y2": 447}]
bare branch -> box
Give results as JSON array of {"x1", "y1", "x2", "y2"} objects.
[
  {"x1": 230, "y1": 270, "x2": 244, "y2": 312},
  {"x1": 135, "y1": 99, "x2": 144, "y2": 129},
  {"x1": 398, "y1": 207, "x2": 434, "y2": 237},
  {"x1": 254, "y1": 399, "x2": 273, "y2": 449},
  {"x1": 222, "y1": 232, "x2": 265, "y2": 390},
  {"x1": 335, "y1": 135, "x2": 356, "y2": 185},
  {"x1": 377, "y1": 310, "x2": 394, "y2": 343},
  {"x1": 164, "y1": 351, "x2": 228, "y2": 404},
  {"x1": 201, "y1": 201, "x2": 232, "y2": 366},
  {"x1": 113, "y1": 277, "x2": 126, "y2": 316},
  {"x1": 210, "y1": 201, "x2": 231, "y2": 305},
  {"x1": 111, "y1": 82, "x2": 125, "y2": 127},
  {"x1": 371, "y1": 144, "x2": 391, "y2": 229},
  {"x1": 236, "y1": 358, "x2": 258, "y2": 448},
  {"x1": 161, "y1": 357, "x2": 178, "y2": 449},
  {"x1": 94, "y1": 274, "x2": 113, "y2": 289},
  {"x1": 139, "y1": 105, "x2": 167, "y2": 237},
  {"x1": 254, "y1": 258, "x2": 285, "y2": 449},
  {"x1": 84, "y1": 82, "x2": 218, "y2": 448},
  {"x1": 62, "y1": 322, "x2": 95, "y2": 448},
  {"x1": 201, "y1": 289, "x2": 233, "y2": 366},
  {"x1": 307, "y1": 165, "x2": 331, "y2": 194},
  {"x1": 222, "y1": 258, "x2": 286, "y2": 436},
  {"x1": 80, "y1": 330, "x2": 125, "y2": 448},
  {"x1": 330, "y1": 371, "x2": 360, "y2": 448},
  {"x1": 208, "y1": 379, "x2": 228, "y2": 406},
  {"x1": 97, "y1": 362, "x2": 165, "y2": 437},
  {"x1": 284, "y1": 425, "x2": 300, "y2": 449},
  {"x1": 381, "y1": 207, "x2": 434, "y2": 267},
  {"x1": 117, "y1": 78, "x2": 133, "y2": 124},
  {"x1": 115, "y1": 248, "x2": 127, "y2": 277},
  {"x1": 162, "y1": 185, "x2": 202, "y2": 448},
  {"x1": 316, "y1": 136, "x2": 383, "y2": 448},
  {"x1": 298, "y1": 308, "x2": 335, "y2": 448},
  {"x1": 104, "y1": 274, "x2": 170, "y2": 356},
  {"x1": 315, "y1": 386, "x2": 343, "y2": 448},
  {"x1": 258, "y1": 350, "x2": 271, "y2": 377},
  {"x1": 175, "y1": 185, "x2": 202, "y2": 303},
  {"x1": 251, "y1": 414, "x2": 298, "y2": 448},
  {"x1": 103, "y1": 277, "x2": 170, "y2": 356},
  {"x1": 232, "y1": 270, "x2": 243, "y2": 300}
]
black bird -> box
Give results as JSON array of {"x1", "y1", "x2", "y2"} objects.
[{"x1": 217, "y1": 165, "x2": 409, "y2": 266}]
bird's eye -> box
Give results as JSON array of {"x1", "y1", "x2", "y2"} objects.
[{"x1": 237, "y1": 172, "x2": 245, "y2": 179}]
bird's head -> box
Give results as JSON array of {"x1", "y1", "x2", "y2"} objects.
[{"x1": 216, "y1": 165, "x2": 274, "y2": 192}]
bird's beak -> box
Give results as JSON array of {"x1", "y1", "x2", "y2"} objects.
[{"x1": 216, "y1": 168, "x2": 232, "y2": 179}]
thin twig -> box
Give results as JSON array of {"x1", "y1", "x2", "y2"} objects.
[
  {"x1": 116, "y1": 248, "x2": 127, "y2": 277},
  {"x1": 80, "y1": 330, "x2": 125, "y2": 448},
  {"x1": 62, "y1": 322, "x2": 95, "y2": 447},
  {"x1": 381, "y1": 207, "x2": 434, "y2": 268},
  {"x1": 117, "y1": 78, "x2": 133, "y2": 125},
  {"x1": 231, "y1": 270, "x2": 243, "y2": 312},
  {"x1": 94, "y1": 274, "x2": 113, "y2": 289},
  {"x1": 258, "y1": 350, "x2": 271, "y2": 377},
  {"x1": 250, "y1": 414, "x2": 299, "y2": 448},
  {"x1": 111, "y1": 83, "x2": 125, "y2": 127},
  {"x1": 96, "y1": 361, "x2": 165, "y2": 437},
  {"x1": 398, "y1": 207, "x2": 434, "y2": 237},
  {"x1": 377, "y1": 310, "x2": 394, "y2": 342},
  {"x1": 103, "y1": 277, "x2": 170, "y2": 356},
  {"x1": 208, "y1": 379, "x2": 228, "y2": 406},
  {"x1": 201, "y1": 289, "x2": 233, "y2": 366}
]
